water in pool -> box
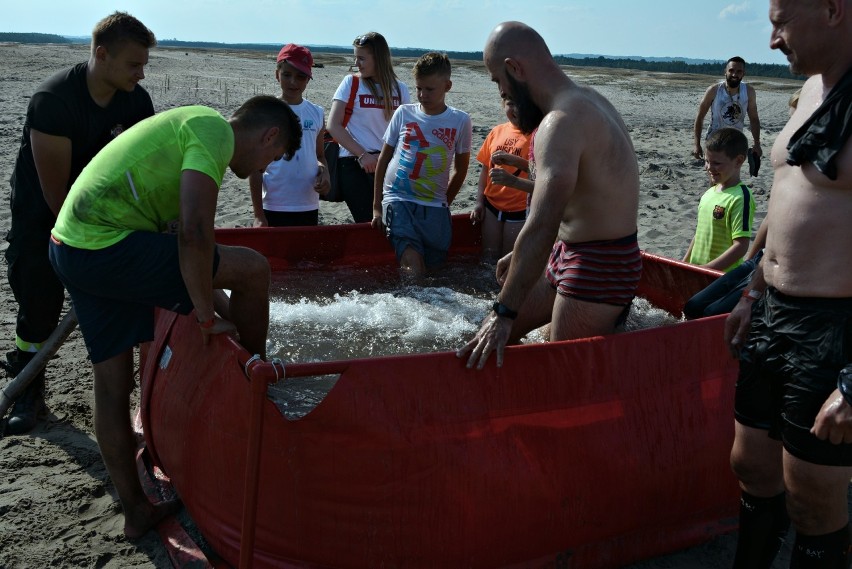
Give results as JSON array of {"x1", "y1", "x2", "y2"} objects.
[{"x1": 264, "y1": 260, "x2": 680, "y2": 419}]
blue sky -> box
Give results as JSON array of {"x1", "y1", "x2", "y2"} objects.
[{"x1": 1, "y1": 0, "x2": 788, "y2": 65}]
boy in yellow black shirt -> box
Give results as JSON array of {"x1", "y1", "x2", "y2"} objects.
[{"x1": 683, "y1": 127, "x2": 755, "y2": 272}]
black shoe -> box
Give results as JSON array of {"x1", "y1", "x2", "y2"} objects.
[{"x1": 3, "y1": 349, "x2": 46, "y2": 435}]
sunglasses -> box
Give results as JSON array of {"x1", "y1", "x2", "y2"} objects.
[{"x1": 354, "y1": 35, "x2": 372, "y2": 46}]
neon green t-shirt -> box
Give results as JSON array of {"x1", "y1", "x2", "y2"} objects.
[
  {"x1": 52, "y1": 106, "x2": 234, "y2": 250},
  {"x1": 687, "y1": 182, "x2": 755, "y2": 272}
]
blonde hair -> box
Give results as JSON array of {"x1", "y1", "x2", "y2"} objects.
[
  {"x1": 354, "y1": 32, "x2": 401, "y2": 120},
  {"x1": 414, "y1": 52, "x2": 451, "y2": 80},
  {"x1": 789, "y1": 88, "x2": 802, "y2": 111}
]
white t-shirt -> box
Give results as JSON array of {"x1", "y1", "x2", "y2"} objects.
[
  {"x1": 332, "y1": 74, "x2": 410, "y2": 158},
  {"x1": 381, "y1": 103, "x2": 472, "y2": 207},
  {"x1": 261, "y1": 99, "x2": 325, "y2": 212},
  {"x1": 708, "y1": 82, "x2": 749, "y2": 138}
]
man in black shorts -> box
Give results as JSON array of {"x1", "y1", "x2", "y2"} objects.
[
  {"x1": 49, "y1": 96, "x2": 302, "y2": 539},
  {"x1": 4, "y1": 12, "x2": 156, "y2": 434},
  {"x1": 724, "y1": 1, "x2": 852, "y2": 567}
]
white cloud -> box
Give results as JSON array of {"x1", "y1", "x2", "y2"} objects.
[{"x1": 720, "y1": 2, "x2": 750, "y2": 19}]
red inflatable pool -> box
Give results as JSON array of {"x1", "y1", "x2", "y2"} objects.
[{"x1": 139, "y1": 215, "x2": 739, "y2": 568}]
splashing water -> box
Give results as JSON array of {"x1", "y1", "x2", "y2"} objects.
[
  {"x1": 268, "y1": 260, "x2": 499, "y2": 362},
  {"x1": 266, "y1": 260, "x2": 681, "y2": 364},
  {"x1": 265, "y1": 261, "x2": 682, "y2": 418}
]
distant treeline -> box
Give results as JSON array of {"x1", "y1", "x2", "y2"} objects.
[
  {"x1": 551, "y1": 55, "x2": 800, "y2": 80},
  {"x1": 0, "y1": 32, "x2": 71, "y2": 44},
  {"x1": 155, "y1": 41, "x2": 801, "y2": 80},
  {"x1": 0, "y1": 33, "x2": 799, "y2": 80}
]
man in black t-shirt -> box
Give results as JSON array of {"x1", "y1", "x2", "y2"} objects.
[{"x1": 4, "y1": 12, "x2": 156, "y2": 435}]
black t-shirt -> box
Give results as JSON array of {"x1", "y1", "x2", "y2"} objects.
[{"x1": 8, "y1": 62, "x2": 155, "y2": 235}]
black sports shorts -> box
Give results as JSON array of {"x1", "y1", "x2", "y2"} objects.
[{"x1": 735, "y1": 287, "x2": 852, "y2": 466}]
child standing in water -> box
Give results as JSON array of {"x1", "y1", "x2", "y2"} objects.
[{"x1": 372, "y1": 52, "x2": 472, "y2": 279}]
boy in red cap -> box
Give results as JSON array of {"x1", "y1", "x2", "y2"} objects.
[{"x1": 250, "y1": 44, "x2": 330, "y2": 226}]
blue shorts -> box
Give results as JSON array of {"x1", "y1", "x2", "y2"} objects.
[
  {"x1": 49, "y1": 231, "x2": 220, "y2": 364},
  {"x1": 735, "y1": 287, "x2": 852, "y2": 466},
  {"x1": 382, "y1": 200, "x2": 451, "y2": 268}
]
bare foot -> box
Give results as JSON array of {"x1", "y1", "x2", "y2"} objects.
[{"x1": 123, "y1": 498, "x2": 182, "y2": 540}]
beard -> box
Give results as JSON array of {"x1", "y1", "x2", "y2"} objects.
[
  {"x1": 505, "y1": 73, "x2": 543, "y2": 135},
  {"x1": 725, "y1": 76, "x2": 742, "y2": 89}
]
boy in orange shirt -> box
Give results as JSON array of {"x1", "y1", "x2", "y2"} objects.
[{"x1": 470, "y1": 100, "x2": 534, "y2": 260}]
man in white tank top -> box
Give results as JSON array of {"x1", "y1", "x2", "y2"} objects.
[{"x1": 692, "y1": 57, "x2": 762, "y2": 162}]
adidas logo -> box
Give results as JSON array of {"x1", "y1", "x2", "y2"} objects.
[{"x1": 432, "y1": 127, "x2": 456, "y2": 148}]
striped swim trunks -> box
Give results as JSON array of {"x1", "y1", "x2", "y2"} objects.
[{"x1": 546, "y1": 232, "x2": 642, "y2": 306}]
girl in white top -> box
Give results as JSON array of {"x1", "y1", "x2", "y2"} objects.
[{"x1": 327, "y1": 31, "x2": 410, "y2": 223}]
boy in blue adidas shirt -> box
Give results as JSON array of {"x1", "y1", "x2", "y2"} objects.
[
  {"x1": 372, "y1": 52, "x2": 472, "y2": 278},
  {"x1": 683, "y1": 127, "x2": 755, "y2": 273}
]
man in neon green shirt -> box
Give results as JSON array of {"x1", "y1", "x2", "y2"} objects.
[{"x1": 49, "y1": 96, "x2": 301, "y2": 539}]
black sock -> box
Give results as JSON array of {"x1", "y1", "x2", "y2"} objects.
[
  {"x1": 732, "y1": 491, "x2": 790, "y2": 568},
  {"x1": 790, "y1": 524, "x2": 851, "y2": 568}
]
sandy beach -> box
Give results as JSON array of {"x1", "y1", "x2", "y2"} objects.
[{"x1": 0, "y1": 42, "x2": 803, "y2": 568}]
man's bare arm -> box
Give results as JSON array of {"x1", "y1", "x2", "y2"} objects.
[
  {"x1": 747, "y1": 85, "x2": 762, "y2": 157},
  {"x1": 179, "y1": 169, "x2": 219, "y2": 323},
  {"x1": 30, "y1": 129, "x2": 72, "y2": 217},
  {"x1": 692, "y1": 87, "x2": 715, "y2": 158},
  {"x1": 457, "y1": 112, "x2": 578, "y2": 370},
  {"x1": 745, "y1": 213, "x2": 768, "y2": 260},
  {"x1": 724, "y1": 261, "x2": 766, "y2": 357},
  {"x1": 497, "y1": 113, "x2": 578, "y2": 312}
]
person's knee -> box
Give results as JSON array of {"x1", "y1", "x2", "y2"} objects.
[
  {"x1": 241, "y1": 256, "x2": 271, "y2": 294},
  {"x1": 242, "y1": 250, "x2": 271, "y2": 282},
  {"x1": 682, "y1": 298, "x2": 702, "y2": 319},
  {"x1": 786, "y1": 487, "x2": 835, "y2": 533},
  {"x1": 731, "y1": 449, "x2": 783, "y2": 494},
  {"x1": 785, "y1": 474, "x2": 850, "y2": 534},
  {"x1": 216, "y1": 247, "x2": 270, "y2": 292},
  {"x1": 399, "y1": 246, "x2": 425, "y2": 277},
  {"x1": 731, "y1": 449, "x2": 761, "y2": 483},
  {"x1": 786, "y1": 494, "x2": 813, "y2": 531}
]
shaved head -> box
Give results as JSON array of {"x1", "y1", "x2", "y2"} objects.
[
  {"x1": 484, "y1": 21, "x2": 552, "y2": 70},
  {"x1": 483, "y1": 22, "x2": 555, "y2": 133}
]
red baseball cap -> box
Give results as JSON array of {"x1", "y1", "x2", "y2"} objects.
[{"x1": 277, "y1": 43, "x2": 313, "y2": 78}]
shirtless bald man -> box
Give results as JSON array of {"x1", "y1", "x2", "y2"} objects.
[
  {"x1": 724, "y1": 0, "x2": 852, "y2": 566},
  {"x1": 458, "y1": 21, "x2": 641, "y2": 369}
]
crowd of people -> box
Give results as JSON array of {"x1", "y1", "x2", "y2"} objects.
[{"x1": 3, "y1": 1, "x2": 852, "y2": 567}]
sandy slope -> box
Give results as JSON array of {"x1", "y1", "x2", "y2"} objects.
[{"x1": 0, "y1": 42, "x2": 801, "y2": 568}]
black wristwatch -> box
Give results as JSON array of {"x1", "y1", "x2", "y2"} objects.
[
  {"x1": 492, "y1": 301, "x2": 518, "y2": 320},
  {"x1": 838, "y1": 365, "x2": 852, "y2": 407}
]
